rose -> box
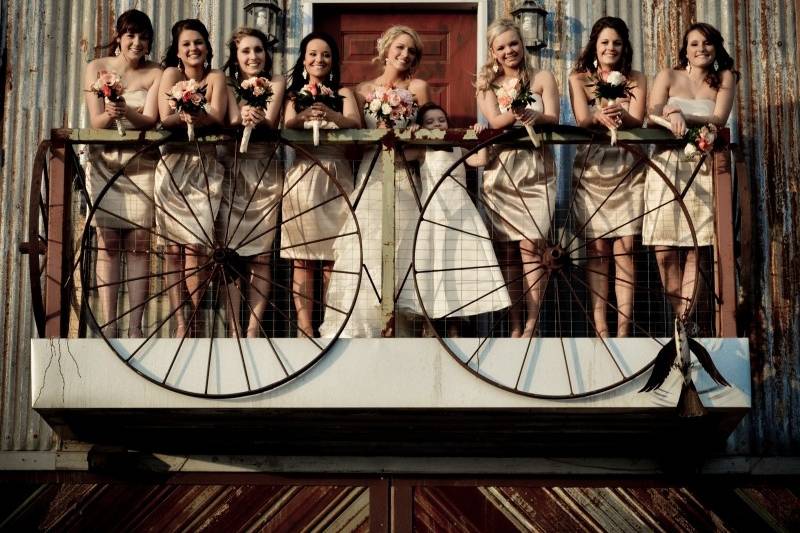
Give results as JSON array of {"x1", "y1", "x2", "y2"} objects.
[
  {"x1": 190, "y1": 93, "x2": 204, "y2": 106},
  {"x1": 369, "y1": 99, "x2": 382, "y2": 113},
  {"x1": 307, "y1": 83, "x2": 319, "y2": 96},
  {"x1": 697, "y1": 139, "x2": 710, "y2": 152},
  {"x1": 497, "y1": 95, "x2": 513, "y2": 109},
  {"x1": 684, "y1": 143, "x2": 699, "y2": 157},
  {"x1": 606, "y1": 71, "x2": 626, "y2": 86},
  {"x1": 381, "y1": 102, "x2": 392, "y2": 115},
  {"x1": 388, "y1": 92, "x2": 402, "y2": 106}
]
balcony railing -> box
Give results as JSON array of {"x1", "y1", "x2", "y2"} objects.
[{"x1": 26, "y1": 126, "x2": 745, "y2": 405}]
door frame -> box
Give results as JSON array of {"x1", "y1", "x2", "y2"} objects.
[{"x1": 300, "y1": 0, "x2": 488, "y2": 93}]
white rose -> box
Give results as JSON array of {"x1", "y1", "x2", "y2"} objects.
[
  {"x1": 607, "y1": 71, "x2": 626, "y2": 86},
  {"x1": 684, "y1": 143, "x2": 698, "y2": 157},
  {"x1": 369, "y1": 99, "x2": 382, "y2": 112},
  {"x1": 381, "y1": 102, "x2": 392, "y2": 115},
  {"x1": 705, "y1": 131, "x2": 716, "y2": 144}
]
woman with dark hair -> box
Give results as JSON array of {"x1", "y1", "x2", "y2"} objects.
[
  {"x1": 84, "y1": 9, "x2": 162, "y2": 337},
  {"x1": 216, "y1": 27, "x2": 285, "y2": 338},
  {"x1": 642, "y1": 22, "x2": 738, "y2": 318},
  {"x1": 568, "y1": 16, "x2": 647, "y2": 337},
  {"x1": 155, "y1": 19, "x2": 227, "y2": 337},
  {"x1": 280, "y1": 32, "x2": 360, "y2": 338},
  {"x1": 476, "y1": 19, "x2": 560, "y2": 338}
]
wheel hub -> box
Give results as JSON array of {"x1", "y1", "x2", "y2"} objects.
[{"x1": 541, "y1": 244, "x2": 570, "y2": 272}]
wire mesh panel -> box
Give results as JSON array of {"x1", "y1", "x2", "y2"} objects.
[{"x1": 77, "y1": 133, "x2": 361, "y2": 397}]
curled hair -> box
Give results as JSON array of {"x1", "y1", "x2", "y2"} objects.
[
  {"x1": 573, "y1": 16, "x2": 634, "y2": 76},
  {"x1": 161, "y1": 19, "x2": 213, "y2": 73},
  {"x1": 476, "y1": 19, "x2": 531, "y2": 93},
  {"x1": 99, "y1": 9, "x2": 154, "y2": 63},
  {"x1": 373, "y1": 25, "x2": 424, "y2": 72},
  {"x1": 222, "y1": 27, "x2": 275, "y2": 80},
  {"x1": 675, "y1": 22, "x2": 739, "y2": 89},
  {"x1": 416, "y1": 101, "x2": 448, "y2": 126},
  {"x1": 287, "y1": 32, "x2": 343, "y2": 96}
]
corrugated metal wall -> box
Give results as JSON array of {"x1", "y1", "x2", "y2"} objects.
[{"x1": 1, "y1": 0, "x2": 798, "y2": 455}]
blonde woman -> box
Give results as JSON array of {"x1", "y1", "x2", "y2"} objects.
[{"x1": 476, "y1": 19, "x2": 559, "y2": 338}]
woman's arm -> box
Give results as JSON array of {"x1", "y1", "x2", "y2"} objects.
[
  {"x1": 410, "y1": 78, "x2": 431, "y2": 106},
  {"x1": 619, "y1": 70, "x2": 646, "y2": 128},
  {"x1": 533, "y1": 69, "x2": 559, "y2": 125},
  {"x1": 684, "y1": 70, "x2": 736, "y2": 126},
  {"x1": 477, "y1": 88, "x2": 516, "y2": 129},
  {"x1": 121, "y1": 65, "x2": 161, "y2": 129},
  {"x1": 194, "y1": 70, "x2": 227, "y2": 126},
  {"x1": 84, "y1": 59, "x2": 123, "y2": 129},
  {"x1": 158, "y1": 67, "x2": 185, "y2": 128},
  {"x1": 263, "y1": 75, "x2": 286, "y2": 128},
  {"x1": 226, "y1": 82, "x2": 242, "y2": 126}
]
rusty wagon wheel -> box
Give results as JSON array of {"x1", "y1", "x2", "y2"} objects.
[
  {"x1": 411, "y1": 127, "x2": 710, "y2": 398},
  {"x1": 78, "y1": 132, "x2": 361, "y2": 398}
]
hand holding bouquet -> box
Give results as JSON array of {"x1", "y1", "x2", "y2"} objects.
[
  {"x1": 234, "y1": 76, "x2": 273, "y2": 152},
  {"x1": 496, "y1": 78, "x2": 541, "y2": 147},
  {"x1": 166, "y1": 79, "x2": 208, "y2": 141},
  {"x1": 587, "y1": 71, "x2": 635, "y2": 145},
  {"x1": 682, "y1": 124, "x2": 718, "y2": 160},
  {"x1": 292, "y1": 83, "x2": 343, "y2": 145},
  {"x1": 363, "y1": 85, "x2": 417, "y2": 130},
  {"x1": 89, "y1": 70, "x2": 126, "y2": 136}
]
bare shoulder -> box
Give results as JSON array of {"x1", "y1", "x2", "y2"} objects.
[
  {"x1": 629, "y1": 69, "x2": 647, "y2": 86},
  {"x1": 161, "y1": 67, "x2": 183, "y2": 84},
  {"x1": 269, "y1": 74, "x2": 286, "y2": 88},
  {"x1": 338, "y1": 86, "x2": 356, "y2": 99},
  {"x1": 533, "y1": 68, "x2": 556, "y2": 84},
  {"x1": 409, "y1": 77, "x2": 429, "y2": 91},
  {"x1": 355, "y1": 80, "x2": 375, "y2": 98},
  {"x1": 207, "y1": 69, "x2": 227, "y2": 84}
]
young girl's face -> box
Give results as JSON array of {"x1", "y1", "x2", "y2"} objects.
[{"x1": 421, "y1": 108, "x2": 448, "y2": 130}]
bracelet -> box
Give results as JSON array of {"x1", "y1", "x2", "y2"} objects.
[{"x1": 664, "y1": 109, "x2": 681, "y2": 117}]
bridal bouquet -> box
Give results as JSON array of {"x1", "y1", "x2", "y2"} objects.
[
  {"x1": 234, "y1": 76, "x2": 273, "y2": 152},
  {"x1": 363, "y1": 85, "x2": 417, "y2": 129},
  {"x1": 682, "y1": 123, "x2": 718, "y2": 160},
  {"x1": 587, "y1": 71, "x2": 635, "y2": 145},
  {"x1": 166, "y1": 79, "x2": 207, "y2": 141},
  {"x1": 496, "y1": 77, "x2": 540, "y2": 147},
  {"x1": 89, "y1": 70, "x2": 126, "y2": 136},
  {"x1": 291, "y1": 82, "x2": 342, "y2": 146}
]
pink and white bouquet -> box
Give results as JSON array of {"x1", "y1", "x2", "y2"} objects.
[
  {"x1": 363, "y1": 85, "x2": 417, "y2": 129},
  {"x1": 234, "y1": 76, "x2": 273, "y2": 152},
  {"x1": 682, "y1": 123, "x2": 718, "y2": 160},
  {"x1": 495, "y1": 77, "x2": 540, "y2": 147},
  {"x1": 587, "y1": 70, "x2": 636, "y2": 145},
  {"x1": 166, "y1": 79, "x2": 208, "y2": 141},
  {"x1": 291, "y1": 83, "x2": 343, "y2": 146},
  {"x1": 89, "y1": 70, "x2": 126, "y2": 136}
]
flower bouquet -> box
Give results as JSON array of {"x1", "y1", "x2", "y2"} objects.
[
  {"x1": 166, "y1": 79, "x2": 208, "y2": 141},
  {"x1": 292, "y1": 82, "x2": 343, "y2": 146},
  {"x1": 682, "y1": 123, "x2": 718, "y2": 160},
  {"x1": 363, "y1": 85, "x2": 417, "y2": 130},
  {"x1": 496, "y1": 77, "x2": 540, "y2": 147},
  {"x1": 89, "y1": 70, "x2": 126, "y2": 136},
  {"x1": 587, "y1": 71, "x2": 635, "y2": 145},
  {"x1": 234, "y1": 76, "x2": 273, "y2": 153}
]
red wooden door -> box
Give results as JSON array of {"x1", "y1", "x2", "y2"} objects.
[{"x1": 315, "y1": 7, "x2": 478, "y2": 127}]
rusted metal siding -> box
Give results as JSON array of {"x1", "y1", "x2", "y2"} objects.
[{"x1": 1, "y1": 0, "x2": 798, "y2": 457}]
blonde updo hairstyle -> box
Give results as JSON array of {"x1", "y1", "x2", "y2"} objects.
[
  {"x1": 476, "y1": 19, "x2": 531, "y2": 93},
  {"x1": 373, "y1": 25, "x2": 424, "y2": 73}
]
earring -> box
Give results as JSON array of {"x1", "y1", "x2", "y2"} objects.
[
  {"x1": 203, "y1": 59, "x2": 209, "y2": 70},
  {"x1": 593, "y1": 58, "x2": 598, "y2": 69},
  {"x1": 177, "y1": 58, "x2": 184, "y2": 72},
  {"x1": 329, "y1": 72, "x2": 333, "y2": 82},
  {"x1": 302, "y1": 68, "x2": 308, "y2": 80},
  {"x1": 713, "y1": 60, "x2": 719, "y2": 71},
  {"x1": 492, "y1": 62, "x2": 499, "y2": 73},
  {"x1": 686, "y1": 63, "x2": 692, "y2": 74},
  {"x1": 114, "y1": 46, "x2": 120, "y2": 57}
]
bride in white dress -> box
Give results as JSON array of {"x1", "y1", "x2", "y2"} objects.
[
  {"x1": 320, "y1": 25, "x2": 429, "y2": 338},
  {"x1": 642, "y1": 22, "x2": 738, "y2": 318}
]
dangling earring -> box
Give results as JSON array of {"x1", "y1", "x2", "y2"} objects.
[
  {"x1": 686, "y1": 63, "x2": 692, "y2": 74},
  {"x1": 713, "y1": 60, "x2": 719, "y2": 71},
  {"x1": 492, "y1": 62, "x2": 499, "y2": 73},
  {"x1": 114, "y1": 46, "x2": 121, "y2": 57},
  {"x1": 177, "y1": 58, "x2": 184, "y2": 72},
  {"x1": 592, "y1": 58, "x2": 598, "y2": 69},
  {"x1": 329, "y1": 72, "x2": 333, "y2": 82},
  {"x1": 203, "y1": 59, "x2": 209, "y2": 70},
  {"x1": 302, "y1": 68, "x2": 308, "y2": 80}
]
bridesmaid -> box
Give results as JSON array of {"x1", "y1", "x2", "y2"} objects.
[
  {"x1": 642, "y1": 22, "x2": 737, "y2": 318},
  {"x1": 320, "y1": 25, "x2": 430, "y2": 338},
  {"x1": 281, "y1": 32, "x2": 360, "y2": 338},
  {"x1": 219, "y1": 27, "x2": 286, "y2": 338},
  {"x1": 84, "y1": 9, "x2": 161, "y2": 337},
  {"x1": 476, "y1": 19, "x2": 559, "y2": 338},
  {"x1": 156, "y1": 19, "x2": 227, "y2": 337},
  {"x1": 569, "y1": 16, "x2": 646, "y2": 337}
]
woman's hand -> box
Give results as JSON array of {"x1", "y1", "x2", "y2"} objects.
[
  {"x1": 104, "y1": 98, "x2": 126, "y2": 119},
  {"x1": 512, "y1": 106, "x2": 539, "y2": 126},
  {"x1": 307, "y1": 102, "x2": 331, "y2": 121},
  {"x1": 473, "y1": 123, "x2": 486, "y2": 134},
  {"x1": 179, "y1": 108, "x2": 205, "y2": 125},
  {"x1": 241, "y1": 104, "x2": 265, "y2": 126},
  {"x1": 664, "y1": 108, "x2": 686, "y2": 137}
]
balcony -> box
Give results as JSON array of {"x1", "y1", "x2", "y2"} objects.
[{"x1": 27, "y1": 126, "x2": 750, "y2": 455}]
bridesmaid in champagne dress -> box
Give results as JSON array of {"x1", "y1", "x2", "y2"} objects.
[
  {"x1": 84, "y1": 9, "x2": 161, "y2": 337},
  {"x1": 568, "y1": 16, "x2": 647, "y2": 337},
  {"x1": 320, "y1": 25, "x2": 430, "y2": 338},
  {"x1": 155, "y1": 19, "x2": 227, "y2": 337},
  {"x1": 218, "y1": 27, "x2": 286, "y2": 337},
  {"x1": 281, "y1": 32, "x2": 360, "y2": 338},
  {"x1": 642, "y1": 23, "x2": 738, "y2": 318},
  {"x1": 476, "y1": 19, "x2": 560, "y2": 338}
]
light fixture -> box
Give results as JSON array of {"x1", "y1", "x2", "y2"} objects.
[
  {"x1": 511, "y1": 0, "x2": 548, "y2": 51},
  {"x1": 244, "y1": 1, "x2": 282, "y2": 46}
]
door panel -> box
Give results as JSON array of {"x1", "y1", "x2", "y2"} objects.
[{"x1": 315, "y1": 7, "x2": 478, "y2": 127}]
